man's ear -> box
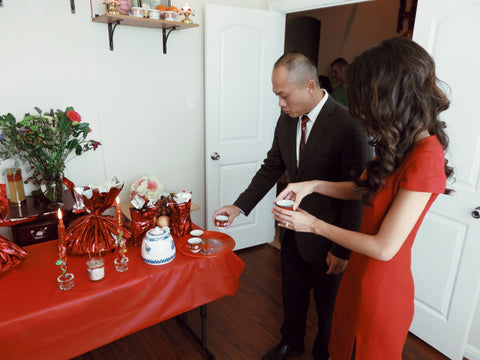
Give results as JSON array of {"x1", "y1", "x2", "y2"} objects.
[{"x1": 305, "y1": 79, "x2": 316, "y2": 93}]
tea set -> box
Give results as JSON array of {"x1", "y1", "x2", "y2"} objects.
[{"x1": 141, "y1": 227, "x2": 221, "y2": 265}]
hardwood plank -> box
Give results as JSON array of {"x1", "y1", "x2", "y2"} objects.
[{"x1": 73, "y1": 244, "x2": 458, "y2": 360}]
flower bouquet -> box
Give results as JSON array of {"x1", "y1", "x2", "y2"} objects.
[
  {"x1": 0, "y1": 107, "x2": 101, "y2": 206},
  {"x1": 63, "y1": 177, "x2": 132, "y2": 255}
]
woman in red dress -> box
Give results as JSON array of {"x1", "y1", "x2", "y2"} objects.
[{"x1": 272, "y1": 37, "x2": 453, "y2": 360}]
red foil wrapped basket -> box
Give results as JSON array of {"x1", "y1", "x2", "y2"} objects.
[
  {"x1": 167, "y1": 200, "x2": 192, "y2": 238},
  {"x1": 129, "y1": 206, "x2": 158, "y2": 247},
  {"x1": 0, "y1": 184, "x2": 27, "y2": 275},
  {"x1": 63, "y1": 178, "x2": 132, "y2": 256},
  {"x1": 0, "y1": 235, "x2": 27, "y2": 276},
  {"x1": 0, "y1": 184, "x2": 9, "y2": 219}
]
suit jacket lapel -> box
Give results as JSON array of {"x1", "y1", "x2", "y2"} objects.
[{"x1": 296, "y1": 97, "x2": 336, "y2": 179}]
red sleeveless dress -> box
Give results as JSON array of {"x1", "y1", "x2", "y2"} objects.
[{"x1": 329, "y1": 136, "x2": 447, "y2": 360}]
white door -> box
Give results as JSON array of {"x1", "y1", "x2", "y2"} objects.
[
  {"x1": 409, "y1": 1, "x2": 480, "y2": 359},
  {"x1": 204, "y1": 4, "x2": 285, "y2": 250}
]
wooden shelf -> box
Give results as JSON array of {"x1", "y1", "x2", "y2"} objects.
[{"x1": 92, "y1": 13, "x2": 199, "y2": 53}]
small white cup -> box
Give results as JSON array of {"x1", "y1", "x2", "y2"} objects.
[
  {"x1": 276, "y1": 199, "x2": 294, "y2": 210},
  {"x1": 148, "y1": 9, "x2": 160, "y2": 19},
  {"x1": 164, "y1": 10, "x2": 177, "y2": 21},
  {"x1": 190, "y1": 229, "x2": 204, "y2": 238},
  {"x1": 130, "y1": 7, "x2": 144, "y2": 17},
  {"x1": 215, "y1": 215, "x2": 228, "y2": 229},
  {"x1": 187, "y1": 237, "x2": 202, "y2": 253}
]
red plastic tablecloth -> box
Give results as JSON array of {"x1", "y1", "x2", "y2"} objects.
[{"x1": 0, "y1": 237, "x2": 245, "y2": 360}]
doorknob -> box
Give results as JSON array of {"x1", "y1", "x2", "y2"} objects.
[
  {"x1": 472, "y1": 207, "x2": 480, "y2": 219},
  {"x1": 210, "y1": 152, "x2": 220, "y2": 160}
]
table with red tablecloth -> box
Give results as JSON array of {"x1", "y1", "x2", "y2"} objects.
[{"x1": 0, "y1": 236, "x2": 245, "y2": 360}]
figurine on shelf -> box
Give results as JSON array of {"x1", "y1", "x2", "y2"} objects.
[
  {"x1": 180, "y1": 3, "x2": 194, "y2": 24},
  {"x1": 104, "y1": 0, "x2": 120, "y2": 15}
]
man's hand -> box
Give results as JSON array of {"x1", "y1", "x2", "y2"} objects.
[
  {"x1": 326, "y1": 251, "x2": 348, "y2": 275},
  {"x1": 212, "y1": 205, "x2": 242, "y2": 227}
]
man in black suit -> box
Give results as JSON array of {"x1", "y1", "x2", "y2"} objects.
[{"x1": 212, "y1": 52, "x2": 371, "y2": 360}]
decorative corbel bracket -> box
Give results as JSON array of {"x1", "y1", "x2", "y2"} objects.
[
  {"x1": 163, "y1": 27, "x2": 177, "y2": 55},
  {"x1": 108, "y1": 20, "x2": 122, "y2": 51}
]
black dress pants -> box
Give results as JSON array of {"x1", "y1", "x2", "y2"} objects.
[{"x1": 280, "y1": 231, "x2": 343, "y2": 360}]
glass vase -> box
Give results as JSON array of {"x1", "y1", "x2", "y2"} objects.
[{"x1": 41, "y1": 172, "x2": 64, "y2": 209}]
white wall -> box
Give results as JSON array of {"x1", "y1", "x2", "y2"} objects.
[{"x1": 0, "y1": 0, "x2": 268, "y2": 231}]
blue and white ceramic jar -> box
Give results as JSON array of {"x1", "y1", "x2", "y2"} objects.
[{"x1": 141, "y1": 226, "x2": 176, "y2": 265}]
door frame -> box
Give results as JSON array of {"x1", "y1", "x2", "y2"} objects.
[{"x1": 268, "y1": 0, "x2": 373, "y2": 13}]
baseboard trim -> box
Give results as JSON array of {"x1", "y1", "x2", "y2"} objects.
[{"x1": 465, "y1": 345, "x2": 480, "y2": 360}]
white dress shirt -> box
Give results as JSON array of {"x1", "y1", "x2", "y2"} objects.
[{"x1": 296, "y1": 90, "x2": 329, "y2": 165}]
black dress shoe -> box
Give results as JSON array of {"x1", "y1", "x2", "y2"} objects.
[{"x1": 262, "y1": 340, "x2": 305, "y2": 360}]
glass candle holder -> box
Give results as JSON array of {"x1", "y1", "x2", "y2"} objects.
[
  {"x1": 6, "y1": 168, "x2": 26, "y2": 205},
  {"x1": 114, "y1": 256, "x2": 129, "y2": 272},
  {"x1": 57, "y1": 273, "x2": 75, "y2": 290},
  {"x1": 86, "y1": 257, "x2": 105, "y2": 281}
]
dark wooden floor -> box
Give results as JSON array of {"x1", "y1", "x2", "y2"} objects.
[{"x1": 74, "y1": 244, "x2": 452, "y2": 360}]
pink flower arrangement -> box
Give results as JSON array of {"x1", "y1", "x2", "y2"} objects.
[{"x1": 130, "y1": 176, "x2": 164, "y2": 202}]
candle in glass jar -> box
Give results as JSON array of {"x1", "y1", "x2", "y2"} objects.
[{"x1": 86, "y1": 257, "x2": 105, "y2": 281}]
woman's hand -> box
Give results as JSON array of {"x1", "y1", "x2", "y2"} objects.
[
  {"x1": 274, "y1": 181, "x2": 318, "y2": 210},
  {"x1": 272, "y1": 205, "x2": 319, "y2": 233}
]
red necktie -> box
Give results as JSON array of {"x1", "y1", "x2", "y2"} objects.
[{"x1": 299, "y1": 115, "x2": 309, "y2": 160}]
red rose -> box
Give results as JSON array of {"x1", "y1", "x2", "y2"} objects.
[{"x1": 67, "y1": 110, "x2": 81, "y2": 123}]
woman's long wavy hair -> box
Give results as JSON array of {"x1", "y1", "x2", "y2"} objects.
[{"x1": 347, "y1": 37, "x2": 453, "y2": 204}]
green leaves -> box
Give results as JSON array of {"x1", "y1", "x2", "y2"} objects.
[{"x1": 0, "y1": 106, "x2": 101, "y2": 182}]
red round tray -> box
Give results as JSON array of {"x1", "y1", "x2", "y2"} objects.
[{"x1": 177, "y1": 230, "x2": 235, "y2": 258}]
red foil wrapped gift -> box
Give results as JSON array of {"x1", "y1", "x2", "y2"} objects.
[
  {"x1": 64, "y1": 179, "x2": 132, "y2": 256},
  {"x1": 0, "y1": 235, "x2": 27, "y2": 276},
  {"x1": 167, "y1": 200, "x2": 192, "y2": 238},
  {"x1": 0, "y1": 184, "x2": 9, "y2": 219},
  {"x1": 129, "y1": 206, "x2": 158, "y2": 247}
]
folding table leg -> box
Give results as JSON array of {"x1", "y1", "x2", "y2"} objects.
[{"x1": 177, "y1": 305, "x2": 215, "y2": 359}]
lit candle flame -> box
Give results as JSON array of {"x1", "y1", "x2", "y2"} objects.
[{"x1": 57, "y1": 208, "x2": 63, "y2": 220}]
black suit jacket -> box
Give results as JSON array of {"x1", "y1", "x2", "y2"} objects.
[{"x1": 234, "y1": 96, "x2": 372, "y2": 263}]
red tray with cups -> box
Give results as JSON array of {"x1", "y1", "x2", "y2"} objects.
[{"x1": 176, "y1": 230, "x2": 235, "y2": 258}]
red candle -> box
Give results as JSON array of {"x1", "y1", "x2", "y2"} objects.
[
  {"x1": 57, "y1": 208, "x2": 67, "y2": 275},
  {"x1": 57, "y1": 209, "x2": 65, "y2": 243},
  {"x1": 116, "y1": 196, "x2": 122, "y2": 231}
]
